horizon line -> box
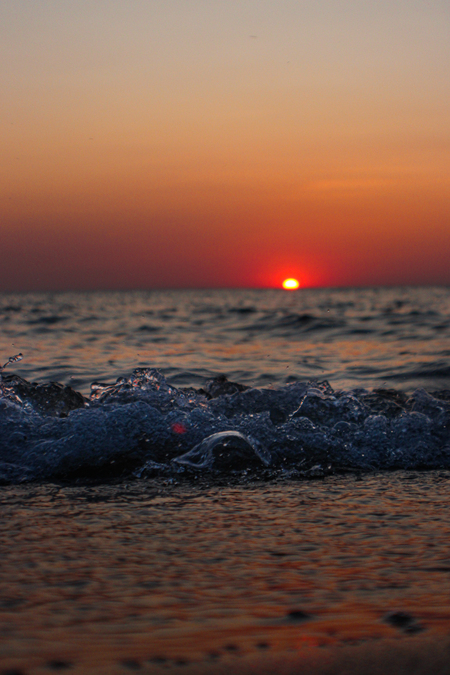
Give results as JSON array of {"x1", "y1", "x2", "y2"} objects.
[{"x1": 0, "y1": 282, "x2": 449, "y2": 295}]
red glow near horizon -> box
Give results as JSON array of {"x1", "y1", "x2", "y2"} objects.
[{"x1": 1, "y1": 3, "x2": 450, "y2": 293}]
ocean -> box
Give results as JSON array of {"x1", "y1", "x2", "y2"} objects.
[{"x1": 1, "y1": 286, "x2": 450, "y2": 674}]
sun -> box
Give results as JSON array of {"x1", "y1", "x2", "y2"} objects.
[{"x1": 282, "y1": 278, "x2": 300, "y2": 290}]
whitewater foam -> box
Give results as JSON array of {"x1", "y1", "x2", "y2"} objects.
[{"x1": 1, "y1": 367, "x2": 449, "y2": 484}]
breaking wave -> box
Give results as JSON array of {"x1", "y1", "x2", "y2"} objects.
[{"x1": 1, "y1": 364, "x2": 449, "y2": 484}]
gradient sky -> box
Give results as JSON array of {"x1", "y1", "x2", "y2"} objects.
[{"x1": 1, "y1": 0, "x2": 449, "y2": 291}]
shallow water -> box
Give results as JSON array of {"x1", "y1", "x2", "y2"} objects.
[{"x1": 2, "y1": 473, "x2": 450, "y2": 673}]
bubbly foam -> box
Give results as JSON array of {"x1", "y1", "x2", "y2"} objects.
[{"x1": 1, "y1": 367, "x2": 449, "y2": 484}]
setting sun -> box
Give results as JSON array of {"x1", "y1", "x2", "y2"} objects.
[{"x1": 282, "y1": 278, "x2": 300, "y2": 290}]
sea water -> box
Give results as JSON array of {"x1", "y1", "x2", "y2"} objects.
[
  {"x1": 1, "y1": 287, "x2": 450, "y2": 674},
  {"x1": 1, "y1": 287, "x2": 449, "y2": 395}
]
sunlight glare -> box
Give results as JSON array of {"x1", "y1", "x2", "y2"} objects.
[{"x1": 282, "y1": 278, "x2": 300, "y2": 290}]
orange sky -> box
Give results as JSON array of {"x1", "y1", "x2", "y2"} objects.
[{"x1": 1, "y1": 1, "x2": 449, "y2": 291}]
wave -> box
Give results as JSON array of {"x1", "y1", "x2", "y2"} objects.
[{"x1": 1, "y1": 362, "x2": 450, "y2": 485}]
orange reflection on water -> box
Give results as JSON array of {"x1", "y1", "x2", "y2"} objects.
[{"x1": 2, "y1": 473, "x2": 450, "y2": 673}]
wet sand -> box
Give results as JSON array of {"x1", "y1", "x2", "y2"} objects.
[{"x1": 2, "y1": 473, "x2": 450, "y2": 674}]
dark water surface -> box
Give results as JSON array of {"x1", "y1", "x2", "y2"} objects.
[
  {"x1": 1, "y1": 287, "x2": 450, "y2": 673},
  {"x1": 1, "y1": 287, "x2": 449, "y2": 393},
  {"x1": 2, "y1": 473, "x2": 450, "y2": 674},
  {"x1": 1, "y1": 286, "x2": 449, "y2": 483}
]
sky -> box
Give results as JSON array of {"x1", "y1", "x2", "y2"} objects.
[{"x1": 1, "y1": 0, "x2": 449, "y2": 291}]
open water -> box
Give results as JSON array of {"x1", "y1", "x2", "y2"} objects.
[
  {"x1": 1, "y1": 287, "x2": 449, "y2": 395},
  {"x1": 1, "y1": 287, "x2": 450, "y2": 673}
]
